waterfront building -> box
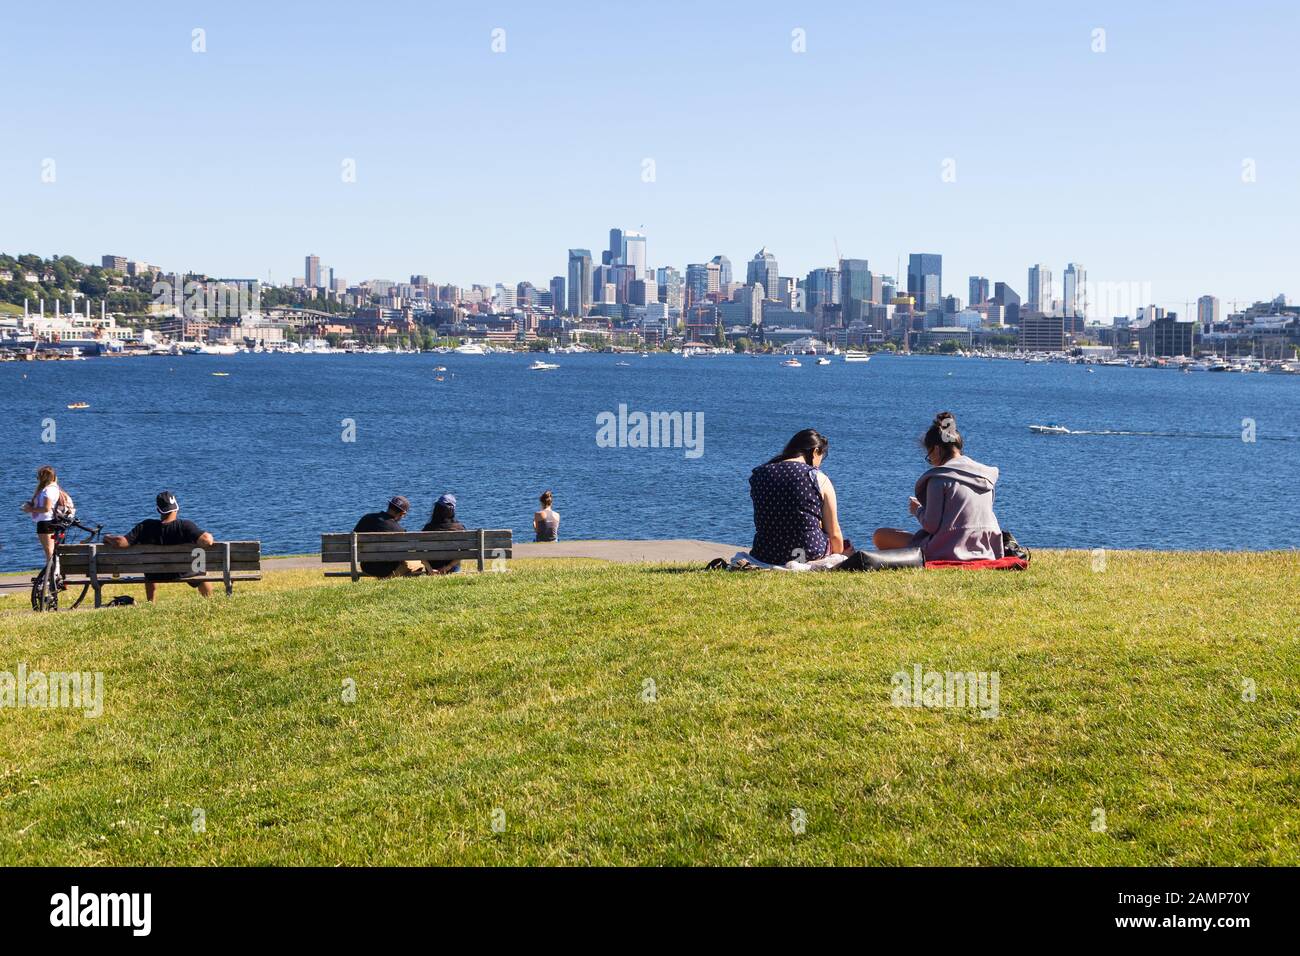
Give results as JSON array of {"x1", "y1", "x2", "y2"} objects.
[{"x1": 1018, "y1": 313, "x2": 1065, "y2": 351}]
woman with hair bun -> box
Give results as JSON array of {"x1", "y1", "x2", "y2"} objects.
[
  {"x1": 872, "y1": 412, "x2": 1005, "y2": 561},
  {"x1": 533, "y1": 490, "x2": 560, "y2": 542}
]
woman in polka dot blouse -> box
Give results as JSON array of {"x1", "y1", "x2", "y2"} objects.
[{"x1": 749, "y1": 429, "x2": 847, "y2": 565}]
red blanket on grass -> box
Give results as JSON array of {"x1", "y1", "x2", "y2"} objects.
[{"x1": 924, "y1": 556, "x2": 1029, "y2": 571}]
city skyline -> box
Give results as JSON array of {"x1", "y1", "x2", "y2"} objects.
[{"x1": 2, "y1": 1, "x2": 1297, "y2": 307}]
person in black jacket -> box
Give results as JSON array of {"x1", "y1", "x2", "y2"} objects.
[
  {"x1": 420, "y1": 494, "x2": 465, "y2": 575},
  {"x1": 353, "y1": 495, "x2": 424, "y2": 578}
]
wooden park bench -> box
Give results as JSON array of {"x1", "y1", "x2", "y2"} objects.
[
  {"x1": 320, "y1": 529, "x2": 513, "y2": 580},
  {"x1": 59, "y1": 542, "x2": 262, "y2": 607}
]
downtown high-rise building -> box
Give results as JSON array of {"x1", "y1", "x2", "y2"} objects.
[
  {"x1": 839, "y1": 258, "x2": 871, "y2": 323},
  {"x1": 1062, "y1": 263, "x2": 1086, "y2": 318},
  {"x1": 657, "y1": 266, "x2": 684, "y2": 316},
  {"x1": 567, "y1": 249, "x2": 592, "y2": 316},
  {"x1": 805, "y1": 266, "x2": 840, "y2": 311},
  {"x1": 603, "y1": 228, "x2": 624, "y2": 267},
  {"x1": 684, "y1": 262, "x2": 720, "y2": 307},
  {"x1": 710, "y1": 255, "x2": 732, "y2": 287},
  {"x1": 1197, "y1": 295, "x2": 1220, "y2": 328},
  {"x1": 907, "y1": 254, "x2": 942, "y2": 308},
  {"x1": 305, "y1": 254, "x2": 321, "y2": 288},
  {"x1": 746, "y1": 247, "x2": 779, "y2": 301},
  {"x1": 622, "y1": 232, "x2": 647, "y2": 279},
  {"x1": 969, "y1": 276, "x2": 990, "y2": 307},
  {"x1": 994, "y1": 282, "x2": 1021, "y2": 325},
  {"x1": 549, "y1": 276, "x2": 565, "y2": 316},
  {"x1": 1027, "y1": 264, "x2": 1053, "y2": 314}
]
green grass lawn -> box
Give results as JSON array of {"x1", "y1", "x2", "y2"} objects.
[{"x1": 1, "y1": 551, "x2": 1297, "y2": 865}]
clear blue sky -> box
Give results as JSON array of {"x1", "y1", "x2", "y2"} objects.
[{"x1": 2, "y1": 0, "x2": 1296, "y2": 313}]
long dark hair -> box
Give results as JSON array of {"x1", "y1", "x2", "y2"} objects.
[
  {"x1": 923, "y1": 411, "x2": 963, "y2": 461},
  {"x1": 768, "y1": 429, "x2": 828, "y2": 466}
]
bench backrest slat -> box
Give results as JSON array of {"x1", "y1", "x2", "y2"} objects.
[
  {"x1": 320, "y1": 530, "x2": 513, "y2": 569},
  {"x1": 61, "y1": 542, "x2": 261, "y2": 576}
]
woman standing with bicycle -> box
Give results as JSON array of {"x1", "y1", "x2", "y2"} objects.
[{"x1": 20, "y1": 465, "x2": 68, "y2": 567}]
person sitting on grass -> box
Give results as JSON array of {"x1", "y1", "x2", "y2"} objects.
[
  {"x1": 104, "y1": 490, "x2": 215, "y2": 602},
  {"x1": 749, "y1": 428, "x2": 849, "y2": 566},
  {"x1": 533, "y1": 490, "x2": 560, "y2": 542},
  {"x1": 421, "y1": 493, "x2": 466, "y2": 575},
  {"x1": 872, "y1": 412, "x2": 1004, "y2": 562},
  {"x1": 353, "y1": 495, "x2": 424, "y2": 578}
]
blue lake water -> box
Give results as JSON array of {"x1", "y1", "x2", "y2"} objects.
[{"x1": 3, "y1": 352, "x2": 1298, "y2": 570}]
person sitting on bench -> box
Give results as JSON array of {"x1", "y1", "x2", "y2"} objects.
[
  {"x1": 353, "y1": 495, "x2": 424, "y2": 578},
  {"x1": 420, "y1": 493, "x2": 466, "y2": 575},
  {"x1": 872, "y1": 412, "x2": 1005, "y2": 563},
  {"x1": 104, "y1": 490, "x2": 215, "y2": 602}
]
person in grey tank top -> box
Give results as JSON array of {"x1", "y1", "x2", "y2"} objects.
[{"x1": 533, "y1": 490, "x2": 560, "y2": 542}]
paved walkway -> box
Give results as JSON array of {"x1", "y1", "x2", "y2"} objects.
[{"x1": 0, "y1": 539, "x2": 742, "y2": 589}]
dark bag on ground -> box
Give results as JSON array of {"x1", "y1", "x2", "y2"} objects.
[
  {"x1": 1001, "y1": 531, "x2": 1031, "y2": 563},
  {"x1": 835, "y1": 548, "x2": 925, "y2": 572}
]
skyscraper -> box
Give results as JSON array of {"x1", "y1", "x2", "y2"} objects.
[
  {"x1": 1062, "y1": 263, "x2": 1086, "y2": 318},
  {"x1": 567, "y1": 249, "x2": 592, "y2": 316},
  {"x1": 907, "y1": 254, "x2": 942, "y2": 308},
  {"x1": 549, "y1": 276, "x2": 565, "y2": 316},
  {"x1": 994, "y1": 282, "x2": 1021, "y2": 325},
  {"x1": 1196, "y1": 294, "x2": 1220, "y2": 328},
  {"x1": 1027, "y1": 265, "x2": 1053, "y2": 314},
  {"x1": 710, "y1": 255, "x2": 732, "y2": 287},
  {"x1": 685, "y1": 263, "x2": 721, "y2": 307},
  {"x1": 805, "y1": 267, "x2": 840, "y2": 311},
  {"x1": 747, "y1": 248, "x2": 779, "y2": 301},
  {"x1": 623, "y1": 232, "x2": 647, "y2": 279},
  {"x1": 604, "y1": 228, "x2": 624, "y2": 267},
  {"x1": 305, "y1": 254, "x2": 321, "y2": 289},
  {"x1": 839, "y1": 258, "x2": 870, "y2": 323},
  {"x1": 968, "y1": 276, "x2": 990, "y2": 307}
]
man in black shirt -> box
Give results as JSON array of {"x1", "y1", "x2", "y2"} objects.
[
  {"x1": 353, "y1": 495, "x2": 424, "y2": 578},
  {"x1": 104, "y1": 491, "x2": 216, "y2": 602}
]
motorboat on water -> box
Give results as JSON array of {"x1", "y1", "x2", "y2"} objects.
[
  {"x1": 843, "y1": 350, "x2": 871, "y2": 363},
  {"x1": 66, "y1": 402, "x2": 90, "y2": 409},
  {"x1": 529, "y1": 360, "x2": 560, "y2": 371},
  {"x1": 453, "y1": 343, "x2": 486, "y2": 355},
  {"x1": 781, "y1": 358, "x2": 802, "y2": 367},
  {"x1": 615, "y1": 361, "x2": 631, "y2": 367},
  {"x1": 816, "y1": 357, "x2": 831, "y2": 365},
  {"x1": 1028, "y1": 423, "x2": 1071, "y2": 435}
]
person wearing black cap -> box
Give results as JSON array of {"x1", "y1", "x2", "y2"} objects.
[
  {"x1": 352, "y1": 495, "x2": 424, "y2": 578},
  {"x1": 420, "y1": 493, "x2": 466, "y2": 575},
  {"x1": 104, "y1": 491, "x2": 216, "y2": 602}
]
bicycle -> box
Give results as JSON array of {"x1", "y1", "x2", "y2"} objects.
[{"x1": 30, "y1": 518, "x2": 104, "y2": 612}]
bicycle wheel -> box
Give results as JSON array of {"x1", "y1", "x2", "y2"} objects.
[{"x1": 30, "y1": 570, "x2": 58, "y2": 612}]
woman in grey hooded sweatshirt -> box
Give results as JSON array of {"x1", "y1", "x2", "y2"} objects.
[{"x1": 873, "y1": 412, "x2": 1005, "y2": 562}]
